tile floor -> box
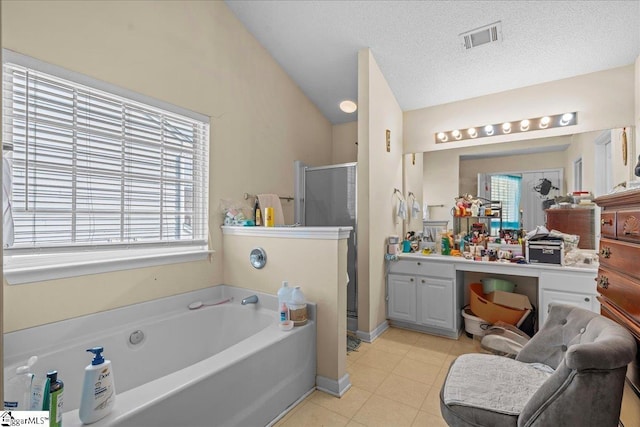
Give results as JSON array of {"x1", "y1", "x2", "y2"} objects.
[{"x1": 274, "y1": 327, "x2": 480, "y2": 427}]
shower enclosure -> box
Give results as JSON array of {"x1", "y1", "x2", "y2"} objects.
[{"x1": 295, "y1": 161, "x2": 358, "y2": 329}]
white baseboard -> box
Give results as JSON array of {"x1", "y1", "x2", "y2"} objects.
[
  {"x1": 356, "y1": 320, "x2": 389, "y2": 343},
  {"x1": 316, "y1": 373, "x2": 352, "y2": 397}
]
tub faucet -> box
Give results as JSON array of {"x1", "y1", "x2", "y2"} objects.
[{"x1": 241, "y1": 295, "x2": 259, "y2": 305}]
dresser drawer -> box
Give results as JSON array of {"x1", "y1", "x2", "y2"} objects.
[
  {"x1": 600, "y1": 212, "x2": 616, "y2": 238},
  {"x1": 598, "y1": 238, "x2": 640, "y2": 282},
  {"x1": 597, "y1": 266, "x2": 640, "y2": 326},
  {"x1": 389, "y1": 259, "x2": 454, "y2": 278},
  {"x1": 616, "y1": 208, "x2": 640, "y2": 244}
]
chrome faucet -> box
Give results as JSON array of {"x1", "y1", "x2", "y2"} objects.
[{"x1": 241, "y1": 295, "x2": 259, "y2": 305}]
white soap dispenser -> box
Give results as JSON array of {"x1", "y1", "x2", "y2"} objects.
[{"x1": 79, "y1": 346, "x2": 116, "y2": 424}]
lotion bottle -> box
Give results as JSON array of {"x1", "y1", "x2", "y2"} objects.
[{"x1": 79, "y1": 347, "x2": 115, "y2": 425}]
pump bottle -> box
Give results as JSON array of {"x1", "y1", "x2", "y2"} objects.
[
  {"x1": 3, "y1": 356, "x2": 37, "y2": 410},
  {"x1": 79, "y1": 347, "x2": 116, "y2": 424},
  {"x1": 47, "y1": 370, "x2": 64, "y2": 427}
]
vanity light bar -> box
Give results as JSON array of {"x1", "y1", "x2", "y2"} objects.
[{"x1": 435, "y1": 112, "x2": 578, "y2": 144}]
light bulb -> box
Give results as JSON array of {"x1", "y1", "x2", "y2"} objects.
[
  {"x1": 484, "y1": 125, "x2": 494, "y2": 136},
  {"x1": 452, "y1": 129, "x2": 461, "y2": 140},
  {"x1": 560, "y1": 113, "x2": 573, "y2": 126},
  {"x1": 520, "y1": 119, "x2": 530, "y2": 131},
  {"x1": 437, "y1": 132, "x2": 448, "y2": 142},
  {"x1": 539, "y1": 116, "x2": 550, "y2": 128},
  {"x1": 468, "y1": 128, "x2": 477, "y2": 138},
  {"x1": 502, "y1": 122, "x2": 512, "y2": 133}
]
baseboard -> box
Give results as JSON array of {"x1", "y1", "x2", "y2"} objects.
[
  {"x1": 355, "y1": 320, "x2": 389, "y2": 343},
  {"x1": 316, "y1": 373, "x2": 352, "y2": 397}
]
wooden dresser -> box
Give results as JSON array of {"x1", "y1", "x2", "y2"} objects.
[
  {"x1": 594, "y1": 189, "x2": 640, "y2": 424},
  {"x1": 545, "y1": 207, "x2": 596, "y2": 249}
]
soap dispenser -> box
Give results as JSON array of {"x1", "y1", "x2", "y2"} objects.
[{"x1": 79, "y1": 347, "x2": 116, "y2": 424}]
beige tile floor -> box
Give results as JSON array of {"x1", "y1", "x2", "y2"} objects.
[
  {"x1": 274, "y1": 325, "x2": 639, "y2": 427},
  {"x1": 274, "y1": 327, "x2": 480, "y2": 427}
]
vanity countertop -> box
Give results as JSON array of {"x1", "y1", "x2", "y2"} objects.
[
  {"x1": 221, "y1": 225, "x2": 352, "y2": 240},
  {"x1": 396, "y1": 253, "x2": 597, "y2": 275}
]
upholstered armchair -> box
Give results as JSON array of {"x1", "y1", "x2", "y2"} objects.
[{"x1": 440, "y1": 303, "x2": 637, "y2": 427}]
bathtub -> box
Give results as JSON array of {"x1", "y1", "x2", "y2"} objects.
[{"x1": 4, "y1": 285, "x2": 316, "y2": 427}]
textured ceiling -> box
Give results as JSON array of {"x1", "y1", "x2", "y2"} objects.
[{"x1": 226, "y1": 0, "x2": 640, "y2": 125}]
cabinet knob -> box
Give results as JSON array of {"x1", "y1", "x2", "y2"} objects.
[
  {"x1": 596, "y1": 275, "x2": 609, "y2": 289},
  {"x1": 601, "y1": 218, "x2": 613, "y2": 226},
  {"x1": 417, "y1": 262, "x2": 421, "y2": 266},
  {"x1": 584, "y1": 297, "x2": 590, "y2": 302},
  {"x1": 421, "y1": 279, "x2": 426, "y2": 283},
  {"x1": 600, "y1": 247, "x2": 611, "y2": 258},
  {"x1": 410, "y1": 278, "x2": 414, "y2": 282}
]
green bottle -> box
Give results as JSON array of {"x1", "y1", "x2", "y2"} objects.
[{"x1": 47, "y1": 371, "x2": 64, "y2": 427}]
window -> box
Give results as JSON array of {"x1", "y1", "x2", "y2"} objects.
[
  {"x1": 2, "y1": 50, "x2": 210, "y2": 284},
  {"x1": 490, "y1": 175, "x2": 522, "y2": 232}
]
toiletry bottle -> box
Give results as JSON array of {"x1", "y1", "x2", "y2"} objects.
[
  {"x1": 4, "y1": 356, "x2": 37, "y2": 410},
  {"x1": 47, "y1": 370, "x2": 64, "y2": 427},
  {"x1": 79, "y1": 347, "x2": 116, "y2": 425},
  {"x1": 289, "y1": 286, "x2": 308, "y2": 326},
  {"x1": 254, "y1": 199, "x2": 262, "y2": 226},
  {"x1": 277, "y1": 281, "x2": 292, "y2": 322}
]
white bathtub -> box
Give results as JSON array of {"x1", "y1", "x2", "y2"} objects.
[{"x1": 4, "y1": 285, "x2": 316, "y2": 427}]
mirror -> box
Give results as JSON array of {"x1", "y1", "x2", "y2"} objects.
[{"x1": 423, "y1": 127, "x2": 635, "y2": 236}]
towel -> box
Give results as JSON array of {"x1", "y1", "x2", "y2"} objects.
[
  {"x1": 257, "y1": 194, "x2": 285, "y2": 226},
  {"x1": 411, "y1": 199, "x2": 421, "y2": 219},
  {"x1": 396, "y1": 198, "x2": 407, "y2": 222}
]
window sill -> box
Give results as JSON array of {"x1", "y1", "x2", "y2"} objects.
[{"x1": 4, "y1": 246, "x2": 212, "y2": 285}]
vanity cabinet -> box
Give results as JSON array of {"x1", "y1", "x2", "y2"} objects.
[
  {"x1": 387, "y1": 260, "x2": 461, "y2": 338},
  {"x1": 538, "y1": 270, "x2": 599, "y2": 326}
]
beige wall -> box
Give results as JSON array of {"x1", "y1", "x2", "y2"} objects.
[
  {"x1": 222, "y1": 233, "x2": 347, "y2": 384},
  {"x1": 405, "y1": 65, "x2": 635, "y2": 154},
  {"x1": 332, "y1": 121, "x2": 358, "y2": 164},
  {"x1": 357, "y1": 49, "x2": 403, "y2": 334},
  {"x1": 1, "y1": 0, "x2": 332, "y2": 332},
  {"x1": 404, "y1": 153, "x2": 424, "y2": 234}
]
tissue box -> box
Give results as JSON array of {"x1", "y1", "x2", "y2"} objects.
[{"x1": 526, "y1": 240, "x2": 564, "y2": 265}]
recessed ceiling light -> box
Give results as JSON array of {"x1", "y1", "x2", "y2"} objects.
[{"x1": 339, "y1": 100, "x2": 357, "y2": 113}]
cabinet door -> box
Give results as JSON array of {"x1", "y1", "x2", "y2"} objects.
[
  {"x1": 539, "y1": 270, "x2": 598, "y2": 325},
  {"x1": 416, "y1": 277, "x2": 454, "y2": 330},
  {"x1": 540, "y1": 289, "x2": 597, "y2": 326},
  {"x1": 388, "y1": 274, "x2": 417, "y2": 322}
]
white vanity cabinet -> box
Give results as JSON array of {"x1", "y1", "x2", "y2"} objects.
[
  {"x1": 538, "y1": 270, "x2": 599, "y2": 326},
  {"x1": 387, "y1": 259, "x2": 462, "y2": 338}
]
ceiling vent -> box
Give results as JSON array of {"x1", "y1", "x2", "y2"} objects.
[{"x1": 460, "y1": 21, "x2": 502, "y2": 50}]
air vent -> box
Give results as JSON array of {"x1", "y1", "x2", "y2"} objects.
[{"x1": 460, "y1": 21, "x2": 502, "y2": 50}]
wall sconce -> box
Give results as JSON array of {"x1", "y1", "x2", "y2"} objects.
[{"x1": 435, "y1": 112, "x2": 578, "y2": 144}]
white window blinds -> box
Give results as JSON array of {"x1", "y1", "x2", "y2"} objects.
[
  {"x1": 2, "y1": 60, "x2": 209, "y2": 252},
  {"x1": 490, "y1": 174, "x2": 521, "y2": 228}
]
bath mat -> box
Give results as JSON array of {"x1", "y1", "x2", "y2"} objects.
[{"x1": 347, "y1": 335, "x2": 361, "y2": 353}]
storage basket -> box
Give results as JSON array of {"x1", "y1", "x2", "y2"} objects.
[
  {"x1": 469, "y1": 283, "x2": 527, "y2": 325},
  {"x1": 462, "y1": 307, "x2": 491, "y2": 337}
]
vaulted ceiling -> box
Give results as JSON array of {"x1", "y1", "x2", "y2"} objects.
[{"x1": 226, "y1": 1, "x2": 640, "y2": 125}]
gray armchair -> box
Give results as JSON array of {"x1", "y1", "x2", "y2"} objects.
[{"x1": 440, "y1": 303, "x2": 637, "y2": 427}]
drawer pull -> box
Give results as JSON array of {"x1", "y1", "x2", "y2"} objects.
[
  {"x1": 584, "y1": 297, "x2": 590, "y2": 302},
  {"x1": 601, "y1": 218, "x2": 613, "y2": 226},
  {"x1": 410, "y1": 278, "x2": 414, "y2": 282},
  {"x1": 600, "y1": 247, "x2": 611, "y2": 258},
  {"x1": 421, "y1": 279, "x2": 426, "y2": 283},
  {"x1": 597, "y1": 275, "x2": 609, "y2": 289},
  {"x1": 417, "y1": 262, "x2": 421, "y2": 266}
]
